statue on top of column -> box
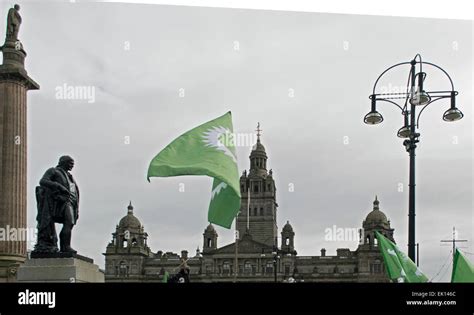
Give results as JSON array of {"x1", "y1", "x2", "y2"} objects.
[{"x1": 6, "y1": 4, "x2": 21, "y2": 41}]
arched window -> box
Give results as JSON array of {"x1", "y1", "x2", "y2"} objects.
[
  {"x1": 285, "y1": 238, "x2": 290, "y2": 246},
  {"x1": 119, "y1": 261, "x2": 128, "y2": 277},
  {"x1": 374, "y1": 238, "x2": 378, "y2": 247},
  {"x1": 244, "y1": 261, "x2": 252, "y2": 274},
  {"x1": 131, "y1": 238, "x2": 138, "y2": 246},
  {"x1": 207, "y1": 238, "x2": 212, "y2": 247},
  {"x1": 123, "y1": 240, "x2": 128, "y2": 248},
  {"x1": 260, "y1": 208, "x2": 264, "y2": 216},
  {"x1": 223, "y1": 261, "x2": 230, "y2": 275}
]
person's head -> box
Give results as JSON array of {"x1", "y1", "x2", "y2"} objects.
[
  {"x1": 58, "y1": 155, "x2": 75, "y2": 171},
  {"x1": 14, "y1": 4, "x2": 20, "y2": 11}
]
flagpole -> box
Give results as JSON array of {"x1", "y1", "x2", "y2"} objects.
[
  {"x1": 247, "y1": 184, "x2": 250, "y2": 231},
  {"x1": 441, "y1": 226, "x2": 468, "y2": 264},
  {"x1": 234, "y1": 225, "x2": 238, "y2": 282}
]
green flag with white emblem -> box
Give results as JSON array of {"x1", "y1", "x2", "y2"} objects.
[
  {"x1": 451, "y1": 248, "x2": 474, "y2": 283},
  {"x1": 375, "y1": 231, "x2": 428, "y2": 283},
  {"x1": 147, "y1": 111, "x2": 241, "y2": 228}
]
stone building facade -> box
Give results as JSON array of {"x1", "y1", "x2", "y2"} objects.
[{"x1": 104, "y1": 135, "x2": 395, "y2": 282}]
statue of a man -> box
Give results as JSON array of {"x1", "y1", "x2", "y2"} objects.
[
  {"x1": 33, "y1": 156, "x2": 80, "y2": 254},
  {"x1": 6, "y1": 4, "x2": 21, "y2": 41}
]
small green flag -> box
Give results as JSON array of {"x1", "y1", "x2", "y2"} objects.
[
  {"x1": 451, "y1": 248, "x2": 474, "y2": 283},
  {"x1": 375, "y1": 231, "x2": 428, "y2": 283},
  {"x1": 147, "y1": 111, "x2": 241, "y2": 228},
  {"x1": 162, "y1": 271, "x2": 169, "y2": 283}
]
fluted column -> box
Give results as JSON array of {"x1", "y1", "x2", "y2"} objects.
[{"x1": 0, "y1": 36, "x2": 39, "y2": 282}]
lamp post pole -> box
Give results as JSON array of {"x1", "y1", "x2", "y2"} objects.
[
  {"x1": 273, "y1": 255, "x2": 277, "y2": 283},
  {"x1": 407, "y1": 60, "x2": 417, "y2": 261},
  {"x1": 364, "y1": 54, "x2": 463, "y2": 263}
]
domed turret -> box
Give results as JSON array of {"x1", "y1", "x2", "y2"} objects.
[
  {"x1": 118, "y1": 201, "x2": 142, "y2": 230},
  {"x1": 249, "y1": 122, "x2": 268, "y2": 177},
  {"x1": 281, "y1": 220, "x2": 296, "y2": 255},
  {"x1": 203, "y1": 223, "x2": 218, "y2": 254},
  {"x1": 283, "y1": 221, "x2": 294, "y2": 232},
  {"x1": 360, "y1": 196, "x2": 395, "y2": 247},
  {"x1": 363, "y1": 196, "x2": 390, "y2": 229}
]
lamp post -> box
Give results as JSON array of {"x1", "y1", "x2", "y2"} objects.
[
  {"x1": 272, "y1": 246, "x2": 280, "y2": 283},
  {"x1": 364, "y1": 54, "x2": 463, "y2": 262}
]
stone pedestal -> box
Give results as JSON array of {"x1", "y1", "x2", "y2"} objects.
[
  {"x1": 17, "y1": 255, "x2": 104, "y2": 283},
  {"x1": 0, "y1": 37, "x2": 39, "y2": 282}
]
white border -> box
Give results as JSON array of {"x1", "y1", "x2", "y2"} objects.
[{"x1": 102, "y1": 0, "x2": 474, "y2": 20}]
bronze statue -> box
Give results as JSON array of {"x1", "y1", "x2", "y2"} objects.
[
  {"x1": 33, "y1": 156, "x2": 80, "y2": 254},
  {"x1": 6, "y1": 4, "x2": 21, "y2": 41}
]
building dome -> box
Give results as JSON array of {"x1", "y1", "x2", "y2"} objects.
[
  {"x1": 363, "y1": 196, "x2": 389, "y2": 228},
  {"x1": 251, "y1": 139, "x2": 266, "y2": 153},
  {"x1": 205, "y1": 223, "x2": 216, "y2": 233},
  {"x1": 118, "y1": 202, "x2": 142, "y2": 229},
  {"x1": 282, "y1": 220, "x2": 294, "y2": 232}
]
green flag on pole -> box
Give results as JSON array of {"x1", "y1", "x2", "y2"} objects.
[
  {"x1": 451, "y1": 248, "x2": 474, "y2": 283},
  {"x1": 147, "y1": 111, "x2": 241, "y2": 229},
  {"x1": 375, "y1": 231, "x2": 428, "y2": 283}
]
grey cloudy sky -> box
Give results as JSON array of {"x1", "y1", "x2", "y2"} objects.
[{"x1": 2, "y1": 1, "x2": 472, "y2": 281}]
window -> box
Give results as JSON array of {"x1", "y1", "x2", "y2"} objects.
[
  {"x1": 207, "y1": 238, "x2": 212, "y2": 247},
  {"x1": 131, "y1": 238, "x2": 138, "y2": 246},
  {"x1": 241, "y1": 184, "x2": 244, "y2": 192},
  {"x1": 285, "y1": 238, "x2": 290, "y2": 246},
  {"x1": 254, "y1": 208, "x2": 257, "y2": 216},
  {"x1": 285, "y1": 265, "x2": 290, "y2": 276},
  {"x1": 123, "y1": 240, "x2": 128, "y2": 248},
  {"x1": 244, "y1": 261, "x2": 252, "y2": 274},
  {"x1": 260, "y1": 208, "x2": 264, "y2": 216},
  {"x1": 266, "y1": 262, "x2": 274, "y2": 274},
  {"x1": 223, "y1": 261, "x2": 230, "y2": 275},
  {"x1": 254, "y1": 185, "x2": 259, "y2": 192},
  {"x1": 371, "y1": 262, "x2": 382, "y2": 274},
  {"x1": 119, "y1": 261, "x2": 128, "y2": 277},
  {"x1": 268, "y1": 184, "x2": 272, "y2": 191}
]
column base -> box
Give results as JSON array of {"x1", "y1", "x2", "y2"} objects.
[{"x1": 17, "y1": 255, "x2": 104, "y2": 283}]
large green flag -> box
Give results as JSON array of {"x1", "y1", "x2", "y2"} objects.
[
  {"x1": 451, "y1": 248, "x2": 474, "y2": 283},
  {"x1": 147, "y1": 111, "x2": 241, "y2": 228},
  {"x1": 375, "y1": 231, "x2": 428, "y2": 283}
]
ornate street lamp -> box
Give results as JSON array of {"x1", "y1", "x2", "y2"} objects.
[{"x1": 364, "y1": 54, "x2": 463, "y2": 262}]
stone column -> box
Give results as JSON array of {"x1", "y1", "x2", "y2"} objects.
[{"x1": 0, "y1": 37, "x2": 39, "y2": 281}]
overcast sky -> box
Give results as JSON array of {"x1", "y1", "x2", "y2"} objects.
[{"x1": 2, "y1": 1, "x2": 472, "y2": 282}]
